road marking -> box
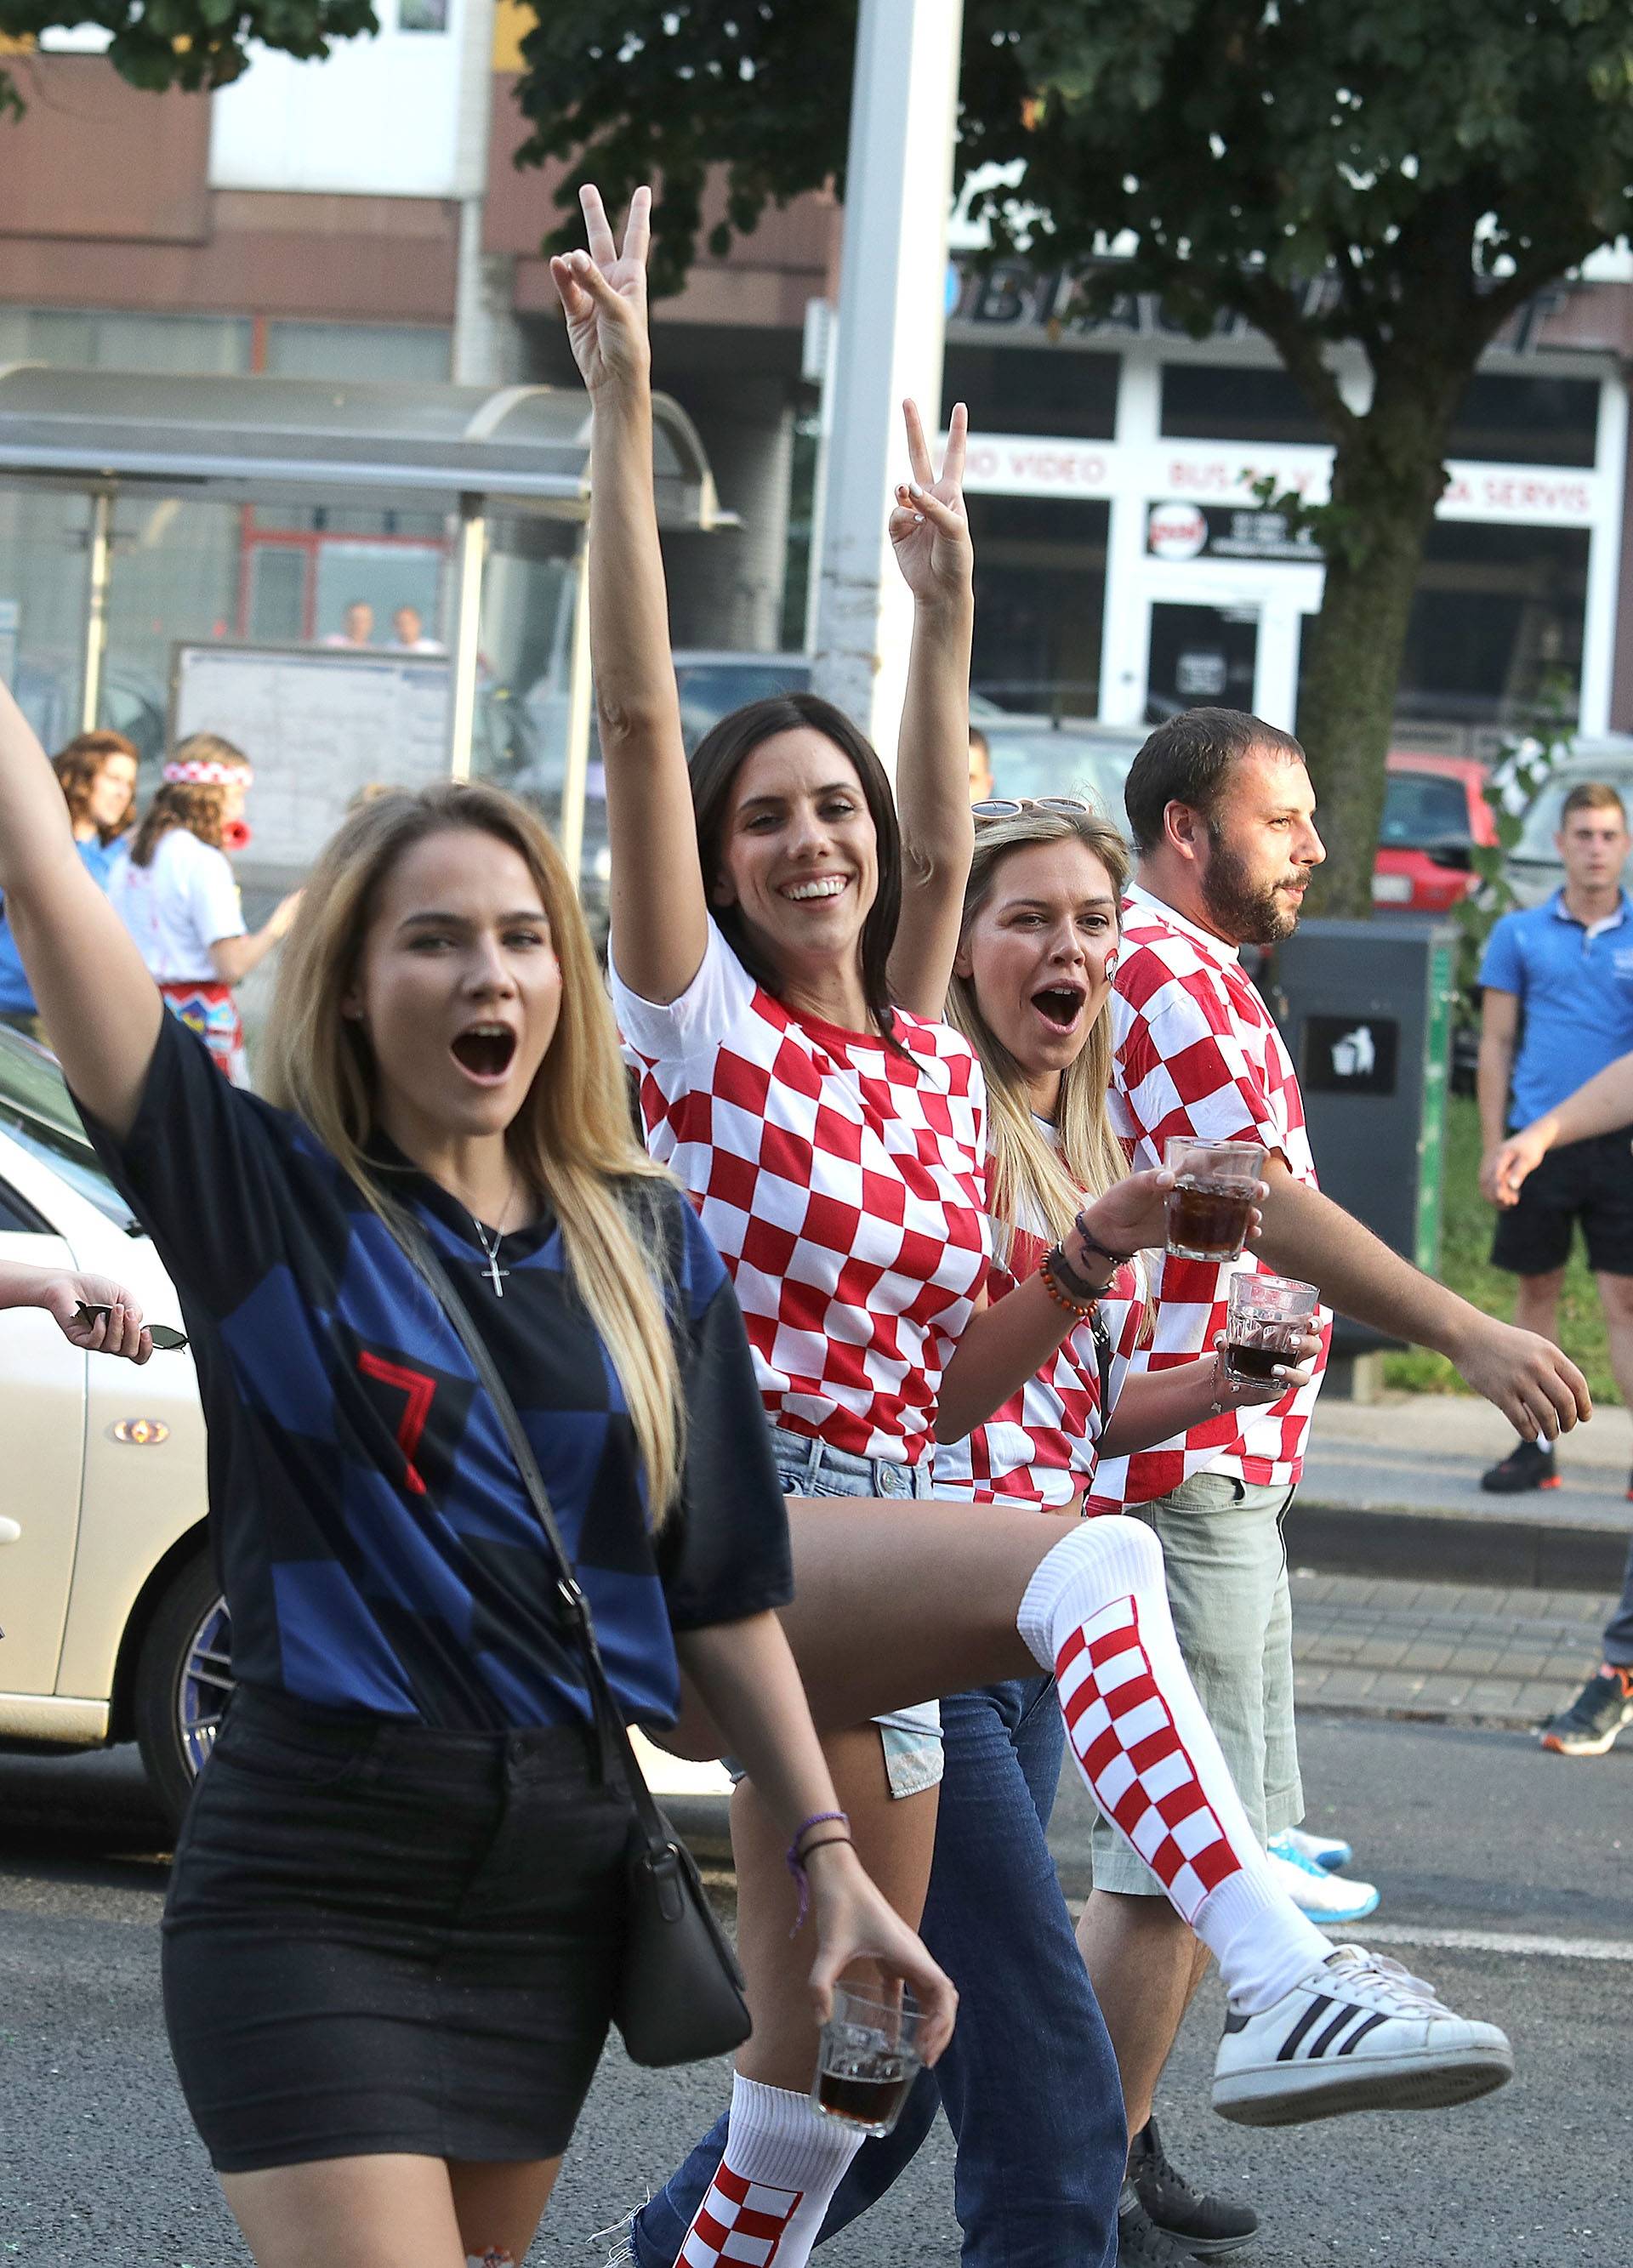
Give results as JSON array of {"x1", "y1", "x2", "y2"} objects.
[{"x1": 1350, "y1": 1919, "x2": 1633, "y2": 1964}]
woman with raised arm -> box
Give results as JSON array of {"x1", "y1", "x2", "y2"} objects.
[
  {"x1": 0, "y1": 674, "x2": 953, "y2": 2268},
  {"x1": 566, "y1": 188, "x2": 1513, "y2": 2268}
]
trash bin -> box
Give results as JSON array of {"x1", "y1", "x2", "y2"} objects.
[{"x1": 1263, "y1": 916, "x2": 1457, "y2": 1358}]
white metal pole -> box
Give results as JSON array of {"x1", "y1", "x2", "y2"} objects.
[
  {"x1": 80, "y1": 489, "x2": 112, "y2": 734},
  {"x1": 809, "y1": 0, "x2": 964, "y2": 765},
  {"x1": 1579, "y1": 371, "x2": 1627, "y2": 739},
  {"x1": 447, "y1": 494, "x2": 487, "y2": 782},
  {"x1": 558, "y1": 531, "x2": 594, "y2": 890}
]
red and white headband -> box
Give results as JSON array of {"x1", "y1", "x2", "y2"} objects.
[{"x1": 163, "y1": 755, "x2": 253, "y2": 787}]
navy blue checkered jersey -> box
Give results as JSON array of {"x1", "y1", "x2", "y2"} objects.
[{"x1": 79, "y1": 1013, "x2": 793, "y2": 1730}]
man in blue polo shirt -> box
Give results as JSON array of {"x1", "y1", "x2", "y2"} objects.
[{"x1": 1477, "y1": 779, "x2": 1633, "y2": 1492}]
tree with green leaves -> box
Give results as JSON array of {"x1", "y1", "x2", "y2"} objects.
[
  {"x1": 0, "y1": 0, "x2": 375, "y2": 117},
  {"x1": 515, "y1": 1, "x2": 1633, "y2": 914}
]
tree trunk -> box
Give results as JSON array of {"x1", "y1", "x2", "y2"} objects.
[{"x1": 1296, "y1": 377, "x2": 1464, "y2": 918}]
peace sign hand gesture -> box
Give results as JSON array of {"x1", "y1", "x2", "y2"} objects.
[
  {"x1": 889, "y1": 399, "x2": 973, "y2": 609},
  {"x1": 549, "y1": 184, "x2": 652, "y2": 397}
]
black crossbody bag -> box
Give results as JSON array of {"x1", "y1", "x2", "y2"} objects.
[{"x1": 384, "y1": 1207, "x2": 752, "y2": 2070}]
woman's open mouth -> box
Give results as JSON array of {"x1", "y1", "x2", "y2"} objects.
[
  {"x1": 1032, "y1": 986, "x2": 1085, "y2": 1035},
  {"x1": 451, "y1": 1025, "x2": 518, "y2": 1082}
]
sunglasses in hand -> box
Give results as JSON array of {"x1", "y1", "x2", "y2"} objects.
[{"x1": 74, "y1": 1302, "x2": 189, "y2": 1352}]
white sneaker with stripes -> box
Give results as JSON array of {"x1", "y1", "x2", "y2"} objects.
[{"x1": 1212, "y1": 1945, "x2": 1514, "y2": 2126}]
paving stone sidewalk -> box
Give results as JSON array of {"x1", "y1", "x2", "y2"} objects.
[{"x1": 1289, "y1": 1566, "x2": 1619, "y2": 1728}]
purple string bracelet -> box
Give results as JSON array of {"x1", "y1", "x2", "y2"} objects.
[{"x1": 786, "y1": 1809, "x2": 851, "y2": 1933}]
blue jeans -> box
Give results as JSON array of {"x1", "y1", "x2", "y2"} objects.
[
  {"x1": 1604, "y1": 1533, "x2": 1633, "y2": 1668},
  {"x1": 629, "y1": 1676, "x2": 1125, "y2": 2268}
]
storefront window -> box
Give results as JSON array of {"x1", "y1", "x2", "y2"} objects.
[
  {"x1": 264, "y1": 322, "x2": 452, "y2": 384},
  {"x1": 944, "y1": 346, "x2": 1119, "y2": 440},
  {"x1": 967, "y1": 495, "x2": 1108, "y2": 717},
  {"x1": 1160, "y1": 363, "x2": 1331, "y2": 446},
  {"x1": 1395, "y1": 522, "x2": 1586, "y2": 730},
  {"x1": 1444, "y1": 373, "x2": 1600, "y2": 467},
  {"x1": 0, "y1": 308, "x2": 251, "y2": 375}
]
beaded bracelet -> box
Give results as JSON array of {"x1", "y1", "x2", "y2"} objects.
[
  {"x1": 1073, "y1": 1210, "x2": 1136, "y2": 1270},
  {"x1": 1039, "y1": 1247, "x2": 1096, "y2": 1319}
]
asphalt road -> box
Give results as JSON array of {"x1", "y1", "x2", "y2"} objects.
[{"x1": 1, "y1": 1714, "x2": 1628, "y2": 2267}]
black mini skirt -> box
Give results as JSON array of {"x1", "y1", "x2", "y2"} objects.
[{"x1": 162, "y1": 1686, "x2": 636, "y2": 2173}]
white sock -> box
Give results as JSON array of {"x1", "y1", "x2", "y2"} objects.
[
  {"x1": 1018, "y1": 1517, "x2": 1334, "y2": 2012},
  {"x1": 678, "y1": 2072, "x2": 863, "y2": 2267}
]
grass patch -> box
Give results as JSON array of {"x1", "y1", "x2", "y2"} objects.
[{"x1": 1380, "y1": 1094, "x2": 1619, "y2": 1401}]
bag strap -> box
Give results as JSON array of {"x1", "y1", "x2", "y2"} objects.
[{"x1": 381, "y1": 1202, "x2": 677, "y2": 1858}]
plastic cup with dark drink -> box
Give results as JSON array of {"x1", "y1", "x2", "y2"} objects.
[
  {"x1": 1225, "y1": 1271, "x2": 1319, "y2": 1388},
  {"x1": 811, "y1": 1984, "x2": 926, "y2": 2139},
  {"x1": 1164, "y1": 1138, "x2": 1267, "y2": 1263}
]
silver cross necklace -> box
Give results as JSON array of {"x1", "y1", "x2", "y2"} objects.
[{"x1": 469, "y1": 1183, "x2": 520, "y2": 1297}]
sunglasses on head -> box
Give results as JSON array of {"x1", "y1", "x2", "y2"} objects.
[{"x1": 971, "y1": 796, "x2": 1096, "y2": 822}]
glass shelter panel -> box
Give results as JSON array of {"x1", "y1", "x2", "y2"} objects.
[{"x1": 0, "y1": 489, "x2": 94, "y2": 751}]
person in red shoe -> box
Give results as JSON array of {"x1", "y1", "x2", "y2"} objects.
[
  {"x1": 1489, "y1": 1026, "x2": 1633, "y2": 1754},
  {"x1": 1477, "y1": 780, "x2": 1633, "y2": 1496}
]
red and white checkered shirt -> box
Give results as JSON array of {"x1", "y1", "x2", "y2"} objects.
[
  {"x1": 1089, "y1": 885, "x2": 1330, "y2": 1506},
  {"x1": 934, "y1": 1171, "x2": 1145, "y2": 1508},
  {"x1": 612, "y1": 921, "x2": 989, "y2": 1464}
]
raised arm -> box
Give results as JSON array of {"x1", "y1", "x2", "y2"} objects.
[
  {"x1": 551, "y1": 185, "x2": 708, "y2": 1005},
  {"x1": 886, "y1": 400, "x2": 977, "y2": 1020},
  {"x1": 0, "y1": 681, "x2": 159, "y2": 1138}
]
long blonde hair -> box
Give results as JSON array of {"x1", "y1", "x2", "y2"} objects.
[
  {"x1": 259, "y1": 782, "x2": 686, "y2": 1517},
  {"x1": 946, "y1": 808, "x2": 1131, "y2": 1263}
]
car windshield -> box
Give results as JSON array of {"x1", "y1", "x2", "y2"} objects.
[
  {"x1": 1512, "y1": 770, "x2": 1633, "y2": 861},
  {"x1": 982, "y1": 737, "x2": 1138, "y2": 827},
  {"x1": 674, "y1": 660, "x2": 811, "y2": 752},
  {"x1": 0, "y1": 1024, "x2": 139, "y2": 1231},
  {"x1": 1380, "y1": 773, "x2": 1471, "y2": 848}
]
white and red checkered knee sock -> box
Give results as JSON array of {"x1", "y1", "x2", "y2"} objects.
[
  {"x1": 677, "y1": 2073, "x2": 862, "y2": 2267},
  {"x1": 1018, "y1": 1517, "x2": 1333, "y2": 2012}
]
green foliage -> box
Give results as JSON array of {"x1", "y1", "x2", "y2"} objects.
[
  {"x1": 0, "y1": 0, "x2": 377, "y2": 111},
  {"x1": 517, "y1": 3, "x2": 1633, "y2": 359},
  {"x1": 1383, "y1": 1094, "x2": 1620, "y2": 1402}
]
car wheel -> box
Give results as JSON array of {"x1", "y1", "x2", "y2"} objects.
[{"x1": 133, "y1": 1553, "x2": 235, "y2": 1831}]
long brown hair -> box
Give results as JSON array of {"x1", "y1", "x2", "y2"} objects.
[
  {"x1": 258, "y1": 782, "x2": 686, "y2": 1516},
  {"x1": 129, "y1": 733, "x2": 252, "y2": 868},
  {"x1": 52, "y1": 730, "x2": 139, "y2": 844},
  {"x1": 945, "y1": 808, "x2": 1131, "y2": 1261},
  {"x1": 688, "y1": 693, "x2": 903, "y2": 1035}
]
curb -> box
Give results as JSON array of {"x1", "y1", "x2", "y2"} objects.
[{"x1": 1288, "y1": 1499, "x2": 1627, "y2": 1592}]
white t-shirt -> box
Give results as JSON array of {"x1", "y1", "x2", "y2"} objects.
[
  {"x1": 110, "y1": 828, "x2": 246, "y2": 985},
  {"x1": 612, "y1": 919, "x2": 990, "y2": 1466}
]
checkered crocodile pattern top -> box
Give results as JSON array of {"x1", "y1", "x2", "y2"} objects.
[
  {"x1": 1089, "y1": 885, "x2": 1330, "y2": 1507},
  {"x1": 613, "y1": 919, "x2": 990, "y2": 1466}
]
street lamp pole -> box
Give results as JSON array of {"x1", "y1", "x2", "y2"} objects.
[{"x1": 808, "y1": 0, "x2": 964, "y2": 770}]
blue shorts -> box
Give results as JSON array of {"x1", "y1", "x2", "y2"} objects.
[{"x1": 760, "y1": 1424, "x2": 943, "y2": 1800}]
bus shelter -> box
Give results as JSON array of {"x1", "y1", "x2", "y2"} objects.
[{"x1": 0, "y1": 365, "x2": 723, "y2": 895}]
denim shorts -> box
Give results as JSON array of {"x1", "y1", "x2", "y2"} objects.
[{"x1": 763, "y1": 1424, "x2": 943, "y2": 1800}]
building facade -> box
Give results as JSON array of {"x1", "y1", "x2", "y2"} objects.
[{"x1": 2, "y1": 6, "x2": 1631, "y2": 762}]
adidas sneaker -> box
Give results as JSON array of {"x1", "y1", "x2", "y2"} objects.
[{"x1": 1213, "y1": 1945, "x2": 1513, "y2": 2127}]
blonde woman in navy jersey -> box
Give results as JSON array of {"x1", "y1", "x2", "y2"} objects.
[
  {"x1": 0, "y1": 675, "x2": 956, "y2": 2268},
  {"x1": 568, "y1": 188, "x2": 1514, "y2": 2268}
]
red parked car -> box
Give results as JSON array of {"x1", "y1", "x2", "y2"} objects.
[{"x1": 1370, "y1": 752, "x2": 1498, "y2": 913}]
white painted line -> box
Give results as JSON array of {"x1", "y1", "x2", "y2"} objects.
[{"x1": 1349, "y1": 1919, "x2": 1633, "y2": 1964}]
